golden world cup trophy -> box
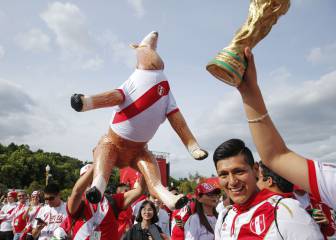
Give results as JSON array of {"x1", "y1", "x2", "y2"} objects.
[{"x1": 206, "y1": 0, "x2": 290, "y2": 87}]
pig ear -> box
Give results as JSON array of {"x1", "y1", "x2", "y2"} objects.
[{"x1": 129, "y1": 43, "x2": 139, "y2": 49}]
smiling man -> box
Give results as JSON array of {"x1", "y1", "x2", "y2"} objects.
[{"x1": 213, "y1": 139, "x2": 323, "y2": 240}]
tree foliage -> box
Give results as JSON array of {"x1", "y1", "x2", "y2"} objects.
[{"x1": 0, "y1": 143, "x2": 84, "y2": 191}]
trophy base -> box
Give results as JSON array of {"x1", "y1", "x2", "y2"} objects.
[{"x1": 206, "y1": 49, "x2": 247, "y2": 87}]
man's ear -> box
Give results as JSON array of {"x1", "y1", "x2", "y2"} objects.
[{"x1": 253, "y1": 162, "x2": 259, "y2": 176}]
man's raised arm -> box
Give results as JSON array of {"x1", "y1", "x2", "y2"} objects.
[{"x1": 237, "y1": 47, "x2": 310, "y2": 193}]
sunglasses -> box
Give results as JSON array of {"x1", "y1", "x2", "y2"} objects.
[
  {"x1": 204, "y1": 192, "x2": 221, "y2": 197},
  {"x1": 44, "y1": 196, "x2": 56, "y2": 201}
]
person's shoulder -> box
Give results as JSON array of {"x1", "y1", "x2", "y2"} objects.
[{"x1": 187, "y1": 213, "x2": 201, "y2": 224}]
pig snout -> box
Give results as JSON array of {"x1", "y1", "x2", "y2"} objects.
[{"x1": 140, "y1": 31, "x2": 159, "y2": 50}]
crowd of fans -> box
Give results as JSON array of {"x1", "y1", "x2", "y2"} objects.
[{"x1": 1, "y1": 157, "x2": 335, "y2": 240}]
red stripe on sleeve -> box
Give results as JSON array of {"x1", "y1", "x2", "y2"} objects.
[
  {"x1": 116, "y1": 89, "x2": 125, "y2": 102},
  {"x1": 113, "y1": 81, "x2": 170, "y2": 124},
  {"x1": 307, "y1": 159, "x2": 321, "y2": 202},
  {"x1": 166, "y1": 108, "x2": 179, "y2": 117}
]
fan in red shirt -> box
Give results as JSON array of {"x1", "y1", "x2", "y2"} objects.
[
  {"x1": 12, "y1": 191, "x2": 29, "y2": 240},
  {"x1": 66, "y1": 164, "x2": 146, "y2": 240}
]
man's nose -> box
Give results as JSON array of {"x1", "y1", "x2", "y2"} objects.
[{"x1": 228, "y1": 173, "x2": 238, "y2": 185}]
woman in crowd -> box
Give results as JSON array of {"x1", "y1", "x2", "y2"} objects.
[
  {"x1": 184, "y1": 183, "x2": 220, "y2": 240},
  {"x1": 123, "y1": 200, "x2": 169, "y2": 240},
  {"x1": 19, "y1": 191, "x2": 43, "y2": 240}
]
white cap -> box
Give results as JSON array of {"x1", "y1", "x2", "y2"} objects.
[
  {"x1": 32, "y1": 191, "x2": 39, "y2": 196},
  {"x1": 80, "y1": 164, "x2": 92, "y2": 176}
]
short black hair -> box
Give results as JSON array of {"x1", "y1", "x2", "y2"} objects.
[
  {"x1": 259, "y1": 162, "x2": 293, "y2": 193},
  {"x1": 135, "y1": 200, "x2": 159, "y2": 224},
  {"x1": 213, "y1": 139, "x2": 254, "y2": 168},
  {"x1": 44, "y1": 183, "x2": 60, "y2": 194}
]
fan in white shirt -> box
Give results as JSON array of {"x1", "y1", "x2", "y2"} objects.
[{"x1": 184, "y1": 183, "x2": 221, "y2": 240}]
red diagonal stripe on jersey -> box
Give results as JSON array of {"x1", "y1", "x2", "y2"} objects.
[
  {"x1": 112, "y1": 81, "x2": 170, "y2": 124},
  {"x1": 307, "y1": 159, "x2": 321, "y2": 202},
  {"x1": 237, "y1": 202, "x2": 275, "y2": 239}
]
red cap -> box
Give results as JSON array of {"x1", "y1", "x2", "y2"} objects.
[
  {"x1": 7, "y1": 191, "x2": 17, "y2": 198},
  {"x1": 195, "y1": 183, "x2": 221, "y2": 197}
]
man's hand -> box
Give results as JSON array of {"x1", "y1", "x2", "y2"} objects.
[
  {"x1": 238, "y1": 47, "x2": 258, "y2": 94},
  {"x1": 312, "y1": 209, "x2": 329, "y2": 225}
]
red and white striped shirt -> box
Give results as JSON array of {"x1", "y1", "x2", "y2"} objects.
[
  {"x1": 110, "y1": 69, "x2": 178, "y2": 142},
  {"x1": 215, "y1": 189, "x2": 323, "y2": 239},
  {"x1": 307, "y1": 159, "x2": 336, "y2": 211},
  {"x1": 67, "y1": 193, "x2": 124, "y2": 240},
  {"x1": 12, "y1": 202, "x2": 28, "y2": 233}
]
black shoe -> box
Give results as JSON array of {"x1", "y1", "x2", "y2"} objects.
[
  {"x1": 174, "y1": 196, "x2": 189, "y2": 209},
  {"x1": 86, "y1": 186, "x2": 102, "y2": 204}
]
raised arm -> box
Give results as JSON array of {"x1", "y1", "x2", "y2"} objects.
[
  {"x1": 237, "y1": 47, "x2": 310, "y2": 192},
  {"x1": 168, "y1": 111, "x2": 208, "y2": 160},
  {"x1": 71, "y1": 89, "x2": 124, "y2": 112},
  {"x1": 67, "y1": 166, "x2": 94, "y2": 215},
  {"x1": 122, "y1": 177, "x2": 146, "y2": 210}
]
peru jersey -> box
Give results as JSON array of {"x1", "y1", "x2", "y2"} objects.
[
  {"x1": 215, "y1": 190, "x2": 323, "y2": 240},
  {"x1": 33, "y1": 202, "x2": 67, "y2": 240},
  {"x1": 12, "y1": 203, "x2": 28, "y2": 233},
  {"x1": 307, "y1": 159, "x2": 336, "y2": 211},
  {"x1": 68, "y1": 193, "x2": 124, "y2": 240},
  {"x1": 110, "y1": 69, "x2": 178, "y2": 142}
]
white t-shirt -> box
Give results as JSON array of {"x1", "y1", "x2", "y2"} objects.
[
  {"x1": 307, "y1": 159, "x2": 336, "y2": 210},
  {"x1": 0, "y1": 202, "x2": 17, "y2": 231},
  {"x1": 184, "y1": 213, "x2": 217, "y2": 240},
  {"x1": 33, "y1": 202, "x2": 67, "y2": 240},
  {"x1": 293, "y1": 192, "x2": 310, "y2": 209},
  {"x1": 110, "y1": 69, "x2": 178, "y2": 142},
  {"x1": 215, "y1": 191, "x2": 323, "y2": 240},
  {"x1": 157, "y1": 208, "x2": 170, "y2": 236}
]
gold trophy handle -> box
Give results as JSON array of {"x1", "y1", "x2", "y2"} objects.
[{"x1": 207, "y1": 0, "x2": 290, "y2": 86}]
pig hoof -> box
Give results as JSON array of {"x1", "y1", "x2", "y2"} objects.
[
  {"x1": 175, "y1": 196, "x2": 189, "y2": 209},
  {"x1": 71, "y1": 93, "x2": 84, "y2": 112},
  {"x1": 192, "y1": 149, "x2": 208, "y2": 160},
  {"x1": 86, "y1": 186, "x2": 102, "y2": 204}
]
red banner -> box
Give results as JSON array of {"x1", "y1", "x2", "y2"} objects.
[{"x1": 120, "y1": 154, "x2": 168, "y2": 188}]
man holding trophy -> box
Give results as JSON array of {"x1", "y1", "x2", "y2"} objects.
[
  {"x1": 207, "y1": 0, "x2": 336, "y2": 213},
  {"x1": 207, "y1": 0, "x2": 335, "y2": 239}
]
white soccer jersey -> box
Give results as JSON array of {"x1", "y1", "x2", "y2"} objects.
[
  {"x1": 110, "y1": 69, "x2": 178, "y2": 142},
  {"x1": 215, "y1": 190, "x2": 323, "y2": 240},
  {"x1": 307, "y1": 159, "x2": 336, "y2": 210},
  {"x1": 184, "y1": 213, "x2": 217, "y2": 240},
  {"x1": 0, "y1": 202, "x2": 17, "y2": 231},
  {"x1": 33, "y1": 202, "x2": 67, "y2": 240}
]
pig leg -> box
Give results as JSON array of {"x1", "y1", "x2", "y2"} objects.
[
  {"x1": 135, "y1": 149, "x2": 188, "y2": 210},
  {"x1": 167, "y1": 111, "x2": 208, "y2": 160},
  {"x1": 86, "y1": 135, "x2": 118, "y2": 204}
]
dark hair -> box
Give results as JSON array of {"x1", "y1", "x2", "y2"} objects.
[
  {"x1": 259, "y1": 162, "x2": 293, "y2": 193},
  {"x1": 195, "y1": 199, "x2": 218, "y2": 234},
  {"x1": 213, "y1": 139, "x2": 254, "y2": 168},
  {"x1": 135, "y1": 200, "x2": 159, "y2": 224},
  {"x1": 44, "y1": 183, "x2": 60, "y2": 194}
]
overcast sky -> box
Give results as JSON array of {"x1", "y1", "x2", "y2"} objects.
[{"x1": 1, "y1": 0, "x2": 336, "y2": 178}]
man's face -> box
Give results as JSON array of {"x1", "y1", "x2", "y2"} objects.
[
  {"x1": 17, "y1": 192, "x2": 27, "y2": 203},
  {"x1": 44, "y1": 193, "x2": 60, "y2": 207},
  {"x1": 216, "y1": 154, "x2": 258, "y2": 205}
]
